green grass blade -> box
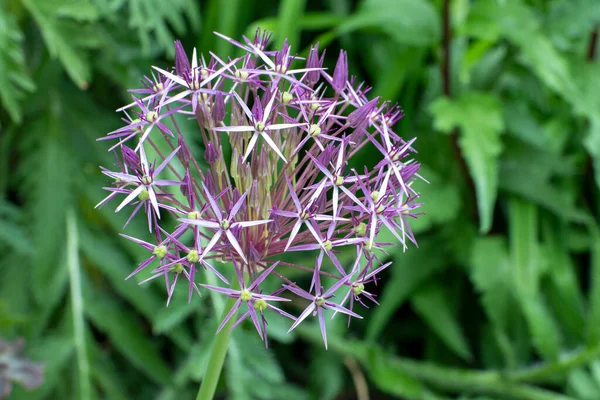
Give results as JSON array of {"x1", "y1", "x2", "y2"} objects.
[
  {"x1": 276, "y1": 0, "x2": 306, "y2": 49},
  {"x1": 66, "y1": 209, "x2": 92, "y2": 400}
]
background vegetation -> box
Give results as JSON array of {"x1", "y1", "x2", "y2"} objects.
[{"x1": 1, "y1": 0, "x2": 600, "y2": 399}]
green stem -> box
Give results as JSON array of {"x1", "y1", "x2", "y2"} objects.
[
  {"x1": 296, "y1": 326, "x2": 579, "y2": 400},
  {"x1": 508, "y1": 343, "x2": 600, "y2": 383},
  {"x1": 66, "y1": 209, "x2": 92, "y2": 400},
  {"x1": 195, "y1": 281, "x2": 239, "y2": 400}
]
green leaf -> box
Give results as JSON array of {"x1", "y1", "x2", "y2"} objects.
[
  {"x1": 498, "y1": 138, "x2": 587, "y2": 223},
  {"x1": 470, "y1": 237, "x2": 512, "y2": 331},
  {"x1": 335, "y1": 0, "x2": 440, "y2": 47},
  {"x1": 546, "y1": 0, "x2": 600, "y2": 48},
  {"x1": 55, "y1": 0, "x2": 101, "y2": 21},
  {"x1": 411, "y1": 281, "x2": 472, "y2": 361},
  {"x1": 276, "y1": 0, "x2": 306, "y2": 49},
  {"x1": 587, "y1": 226, "x2": 600, "y2": 346},
  {"x1": 90, "y1": 344, "x2": 130, "y2": 400},
  {"x1": 0, "y1": 9, "x2": 36, "y2": 123},
  {"x1": 409, "y1": 165, "x2": 461, "y2": 234},
  {"x1": 226, "y1": 330, "x2": 294, "y2": 400},
  {"x1": 364, "y1": 347, "x2": 430, "y2": 399},
  {"x1": 541, "y1": 222, "x2": 586, "y2": 341},
  {"x1": 310, "y1": 349, "x2": 343, "y2": 400},
  {"x1": 19, "y1": 104, "x2": 72, "y2": 307},
  {"x1": 152, "y1": 292, "x2": 200, "y2": 335},
  {"x1": 0, "y1": 200, "x2": 32, "y2": 255},
  {"x1": 83, "y1": 280, "x2": 172, "y2": 385},
  {"x1": 366, "y1": 238, "x2": 447, "y2": 340},
  {"x1": 66, "y1": 210, "x2": 92, "y2": 400},
  {"x1": 22, "y1": 336, "x2": 74, "y2": 400},
  {"x1": 430, "y1": 92, "x2": 504, "y2": 232},
  {"x1": 128, "y1": 0, "x2": 200, "y2": 55},
  {"x1": 371, "y1": 45, "x2": 426, "y2": 101},
  {"x1": 79, "y1": 227, "x2": 194, "y2": 350},
  {"x1": 464, "y1": 0, "x2": 579, "y2": 104},
  {"x1": 509, "y1": 198, "x2": 562, "y2": 361},
  {"x1": 22, "y1": 0, "x2": 95, "y2": 88},
  {"x1": 573, "y1": 63, "x2": 600, "y2": 189},
  {"x1": 568, "y1": 367, "x2": 600, "y2": 400}
]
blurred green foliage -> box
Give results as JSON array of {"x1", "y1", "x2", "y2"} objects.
[{"x1": 1, "y1": 0, "x2": 600, "y2": 399}]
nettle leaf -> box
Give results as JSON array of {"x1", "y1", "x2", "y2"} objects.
[
  {"x1": 127, "y1": 0, "x2": 200, "y2": 55},
  {"x1": 22, "y1": 0, "x2": 99, "y2": 88},
  {"x1": 0, "y1": 9, "x2": 35, "y2": 123},
  {"x1": 338, "y1": 0, "x2": 440, "y2": 47},
  {"x1": 464, "y1": 0, "x2": 579, "y2": 105},
  {"x1": 430, "y1": 92, "x2": 504, "y2": 233}
]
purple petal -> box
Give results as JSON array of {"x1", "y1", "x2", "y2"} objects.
[
  {"x1": 318, "y1": 308, "x2": 328, "y2": 349},
  {"x1": 287, "y1": 303, "x2": 316, "y2": 333},
  {"x1": 249, "y1": 261, "x2": 280, "y2": 291},
  {"x1": 216, "y1": 298, "x2": 243, "y2": 334}
]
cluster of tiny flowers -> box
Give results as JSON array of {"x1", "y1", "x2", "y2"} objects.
[{"x1": 97, "y1": 30, "x2": 423, "y2": 348}]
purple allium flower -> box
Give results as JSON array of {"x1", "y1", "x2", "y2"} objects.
[{"x1": 97, "y1": 29, "x2": 424, "y2": 348}]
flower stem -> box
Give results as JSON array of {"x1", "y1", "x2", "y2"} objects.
[{"x1": 195, "y1": 277, "x2": 239, "y2": 400}]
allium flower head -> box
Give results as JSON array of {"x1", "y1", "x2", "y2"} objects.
[{"x1": 97, "y1": 29, "x2": 424, "y2": 348}]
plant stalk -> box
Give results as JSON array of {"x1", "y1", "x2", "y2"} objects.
[
  {"x1": 195, "y1": 293, "x2": 238, "y2": 400},
  {"x1": 297, "y1": 325, "x2": 587, "y2": 400}
]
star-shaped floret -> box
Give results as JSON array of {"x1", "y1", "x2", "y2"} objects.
[{"x1": 179, "y1": 183, "x2": 271, "y2": 263}]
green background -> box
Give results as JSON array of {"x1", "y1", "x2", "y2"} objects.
[{"x1": 2, "y1": 0, "x2": 600, "y2": 399}]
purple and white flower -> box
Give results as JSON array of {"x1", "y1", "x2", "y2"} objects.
[{"x1": 97, "y1": 29, "x2": 424, "y2": 348}]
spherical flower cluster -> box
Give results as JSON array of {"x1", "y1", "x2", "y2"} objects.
[{"x1": 97, "y1": 30, "x2": 424, "y2": 348}]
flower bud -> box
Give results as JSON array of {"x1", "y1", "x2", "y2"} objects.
[
  {"x1": 180, "y1": 170, "x2": 192, "y2": 200},
  {"x1": 178, "y1": 135, "x2": 192, "y2": 166},
  {"x1": 332, "y1": 50, "x2": 348, "y2": 92},
  {"x1": 212, "y1": 92, "x2": 225, "y2": 123},
  {"x1": 230, "y1": 149, "x2": 241, "y2": 180},
  {"x1": 249, "y1": 180, "x2": 260, "y2": 209},
  {"x1": 205, "y1": 142, "x2": 219, "y2": 164},
  {"x1": 121, "y1": 146, "x2": 140, "y2": 171},
  {"x1": 306, "y1": 43, "x2": 325, "y2": 86},
  {"x1": 174, "y1": 40, "x2": 191, "y2": 77}
]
